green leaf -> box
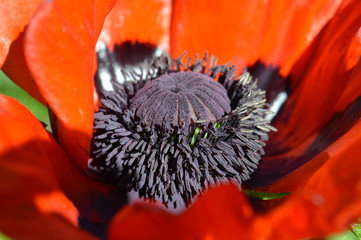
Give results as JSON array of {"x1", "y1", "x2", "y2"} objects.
[
  {"x1": 0, "y1": 70, "x2": 51, "y2": 131},
  {"x1": 244, "y1": 189, "x2": 291, "y2": 200},
  {"x1": 0, "y1": 232, "x2": 12, "y2": 240},
  {"x1": 325, "y1": 230, "x2": 359, "y2": 240},
  {"x1": 352, "y1": 222, "x2": 361, "y2": 239}
]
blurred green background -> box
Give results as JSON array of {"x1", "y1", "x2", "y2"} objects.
[
  {"x1": 0, "y1": 69, "x2": 359, "y2": 240},
  {"x1": 0, "y1": 70, "x2": 50, "y2": 130}
]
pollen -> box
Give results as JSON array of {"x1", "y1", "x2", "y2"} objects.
[{"x1": 90, "y1": 53, "x2": 276, "y2": 209}]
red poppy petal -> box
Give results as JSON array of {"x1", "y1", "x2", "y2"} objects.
[
  {"x1": 25, "y1": 0, "x2": 117, "y2": 170},
  {"x1": 261, "y1": 118, "x2": 361, "y2": 239},
  {"x1": 108, "y1": 186, "x2": 255, "y2": 240},
  {"x1": 0, "y1": 0, "x2": 42, "y2": 67},
  {"x1": 0, "y1": 94, "x2": 96, "y2": 239},
  {"x1": 170, "y1": 0, "x2": 268, "y2": 69},
  {"x1": 335, "y1": 34, "x2": 361, "y2": 112},
  {"x1": 99, "y1": 0, "x2": 171, "y2": 51},
  {"x1": 249, "y1": 60, "x2": 361, "y2": 188},
  {"x1": 2, "y1": 32, "x2": 46, "y2": 105},
  {"x1": 268, "y1": 0, "x2": 361, "y2": 155},
  {"x1": 258, "y1": 0, "x2": 343, "y2": 75},
  {"x1": 170, "y1": 0, "x2": 342, "y2": 72}
]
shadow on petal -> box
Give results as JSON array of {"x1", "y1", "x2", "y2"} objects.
[
  {"x1": 268, "y1": 0, "x2": 361, "y2": 156},
  {"x1": 0, "y1": 94, "x2": 127, "y2": 239},
  {"x1": 247, "y1": 60, "x2": 361, "y2": 188},
  {"x1": 0, "y1": 94, "x2": 97, "y2": 239},
  {"x1": 2, "y1": 32, "x2": 46, "y2": 105}
]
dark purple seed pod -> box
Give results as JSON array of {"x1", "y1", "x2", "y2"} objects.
[{"x1": 130, "y1": 71, "x2": 231, "y2": 134}]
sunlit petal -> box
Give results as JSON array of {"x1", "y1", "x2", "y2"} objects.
[{"x1": 25, "y1": 0, "x2": 117, "y2": 170}]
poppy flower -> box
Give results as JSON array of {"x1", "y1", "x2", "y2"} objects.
[{"x1": 1, "y1": 0, "x2": 361, "y2": 239}]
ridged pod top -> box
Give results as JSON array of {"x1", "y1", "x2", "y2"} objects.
[{"x1": 130, "y1": 71, "x2": 231, "y2": 133}]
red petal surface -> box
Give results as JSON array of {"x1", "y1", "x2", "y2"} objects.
[
  {"x1": 258, "y1": 0, "x2": 342, "y2": 75},
  {"x1": 0, "y1": 94, "x2": 96, "y2": 240},
  {"x1": 108, "y1": 186, "x2": 255, "y2": 240},
  {"x1": 268, "y1": 0, "x2": 361, "y2": 155},
  {"x1": 25, "y1": 0, "x2": 116, "y2": 170},
  {"x1": 99, "y1": 0, "x2": 171, "y2": 51},
  {"x1": 170, "y1": 0, "x2": 341, "y2": 73},
  {"x1": 0, "y1": 0, "x2": 42, "y2": 67},
  {"x1": 2, "y1": 32, "x2": 46, "y2": 104},
  {"x1": 170, "y1": 0, "x2": 268, "y2": 70},
  {"x1": 261, "y1": 118, "x2": 361, "y2": 239},
  {"x1": 335, "y1": 33, "x2": 361, "y2": 112}
]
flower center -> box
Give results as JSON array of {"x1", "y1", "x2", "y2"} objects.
[
  {"x1": 91, "y1": 53, "x2": 276, "y2": 210},
  {"x1": 129, "y1": 72, "x2": 231, "y2": 133}
]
